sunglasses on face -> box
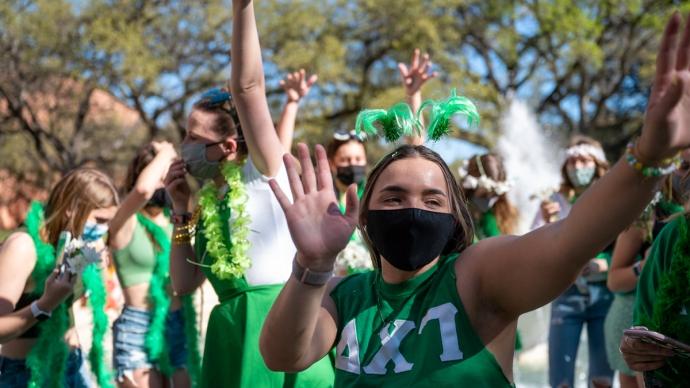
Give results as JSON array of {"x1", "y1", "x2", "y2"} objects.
[
  {"x1": 195, "y1": 88, "x2": 243, "y2": 135},
  {"x1": 333, "y1": 130, "x2": 366, "y2": 142}
]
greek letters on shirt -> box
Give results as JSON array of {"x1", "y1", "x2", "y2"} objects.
[{"x1": 335, "y1": 302, "x2": 464, "y2": 375}]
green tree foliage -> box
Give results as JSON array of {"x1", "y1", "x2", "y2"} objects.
[{"x1": 1, "y1": 0, "x2": 688, "y2": 188}]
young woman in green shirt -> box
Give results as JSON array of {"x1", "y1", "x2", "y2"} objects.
[{"x1": 260, "y1": 12, "x2": 690, "y2": 387}]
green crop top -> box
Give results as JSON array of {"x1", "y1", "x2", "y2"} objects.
[{"x1": 113, "y1": 218, "x2": 172, "y2": 288}]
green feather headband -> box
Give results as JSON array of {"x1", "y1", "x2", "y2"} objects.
[
  {"x1": 355, "y1": 102, "x2": 422, "y2": 142},
  {"x1": 418, "y1": 88, "x2": 480, "y2": 141}
]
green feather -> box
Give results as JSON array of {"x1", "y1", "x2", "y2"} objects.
[
  {"x1": 419, "y1": 88, "x2": 480, "y2": 141},
  {"x1": 355, "y1": 102, "x2": 421, "y2": 142}
]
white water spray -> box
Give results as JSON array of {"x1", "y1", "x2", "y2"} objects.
[{"x1": 496, "y1": 99, "x2": 562, "y2": 235}]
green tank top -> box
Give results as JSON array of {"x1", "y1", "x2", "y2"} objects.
[
  {"x1": 113, "y1": 218, "x2": 172, "y2": 288},
  {"x1": 329, "y1": 254, "x2": 513, "y2": 387}
]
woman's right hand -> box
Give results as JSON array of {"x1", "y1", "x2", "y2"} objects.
[
  {"x1": 540, "y1": 200, "x2": 560, "y2": 223},
  {"x1": 164, "y1": 159, "x2": 192, "y2": 213},
  {"x1": 269, "y1": 144, "x2": 359, "y2": 271},
  {"x1": 37, "y1": 269, "x2": 76, "y2": 312},
  {"x1": 620, "y1": 332, "x2": 674, "y2": 372}
]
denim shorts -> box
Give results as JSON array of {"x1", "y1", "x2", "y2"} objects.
[
  {"x1": 112, "y1": 306, "x2": 188, "y2": 381},
  {"x1": 0, "y1": 348, "x2": 92, "y2": 388}
]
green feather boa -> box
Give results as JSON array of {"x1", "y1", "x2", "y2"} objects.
[
  {"x1": 82, "y1": 265, "x2": 113, "y2": 386},
  {"x1": 641, "y1": 214, "x2": 690, "y2": 379},
  {"x1": 136, "y1": 213, "x2": 201, "y2": 384},
  {"x1": 24, "y1": 201, "x2": 113, "y2": 387}
]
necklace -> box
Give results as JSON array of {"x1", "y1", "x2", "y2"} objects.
[{"x1": 198, "y1": 161, "x2": 251, "y2": 279}]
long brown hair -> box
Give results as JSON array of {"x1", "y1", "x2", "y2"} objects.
[
  {"x1": 42, "y1": 168, "x2": 119, "y2": 245},
  {"x1": 463, "y1": 153, "x2": 519, "y2": 235},
  {"x1": 560, "y1": 135, "x2": 609, "y2": 199},
  {"x1": 359, "y1": 145, "x2": 474, "y2": 268}
]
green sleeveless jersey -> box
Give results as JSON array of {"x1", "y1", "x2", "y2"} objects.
[{"x1": 330, "y1": 254, "x2": 513, "y2": 387}]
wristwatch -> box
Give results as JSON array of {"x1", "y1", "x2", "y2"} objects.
[
  {"x1": 171, "y1": 211, "x2": 192, "y2": 225},
  {"x1": 30, "y1": 301, "x2": 52, "y2": 321},
  {"x1": 292, "y1": 258, "x2": 333, "y2": 287},
  {"x1": 632, "y1": 261, "x2": 642, "y2": 277}
]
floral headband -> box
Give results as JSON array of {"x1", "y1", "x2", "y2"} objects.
[
  {"x1": 565, "y1": 144, "x2": 606, "y2": 163},
  {"x1": 355, "y1": 88, "x2": 480, "y2": 142},
  {"x1": 457, "y1": 155, "x2": 512, "y2": 195}
]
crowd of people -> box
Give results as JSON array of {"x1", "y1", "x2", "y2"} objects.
[{"x1": 1, "y1": 1, "x2": 690, "y2": 387}]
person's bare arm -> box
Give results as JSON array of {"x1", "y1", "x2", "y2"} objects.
[
  {"x1": 607, "y1": 226, "x2": 646, "y2": 292},
  {"x1": 0, "y1": 233, "x2": 74, "y2": 343},
  {"x1": 109, "y1": 142, "x2": 176, "y2": 250},
  {"x1": 261, "y1": 144, "x2": 359, "y2": 371},
  {"x1": 164, "y1": 159, "x2": 206, "y2": 295},
  {"x1": 398, "y1": 49, "x2": 437, "y2": 145},
  {"x1": 276, "y1": 70, "x2": 317, "y2": 152},
  {"x1": 230, "y1": 0, "x2": 284, "y2": 177},
  {"x1": 469, "y1": 13, "x2": 690, "y2": 319}
]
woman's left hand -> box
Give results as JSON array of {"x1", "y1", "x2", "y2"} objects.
[{"x1": 639, "y1": 13, "x2": 690, "y2": 161}]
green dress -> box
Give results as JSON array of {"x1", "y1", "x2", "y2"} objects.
[
  {"x1": 329, "y1": 254, "x2": 514, "y2": 387},
  {"x1": 195, "y1": 198, "x2": 335, "y2": 387}
]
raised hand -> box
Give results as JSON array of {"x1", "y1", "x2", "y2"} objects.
[
  {"x1": 269, "y1": 144, "x2": 359, "y2": 271},
  {"x1": 280, "y1": 69, "x2": 318, "y2": 103},
  {"x1": 639, "y1": 13, "x2": 690, "y2": 161},
  {"x1": 164, "y1": 159, "x2": 191, "y2": 213},
  {"x1": 151, "y1": 141, "x2": 177, "y2": 159},
  {"x1": 398, "y1": 48, "x2": 438, "y2": 97}
]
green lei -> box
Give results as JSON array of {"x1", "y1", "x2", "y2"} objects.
[
  {"x1": 198, "y1": 162, "x2": 251, "y2": 279},
  {"x1": 641, "y1": 214, "x2": 690, "y2": 379},
  {"x1": 24, "y1": 201, "x2": 113, "y2": 388},
  {"x1": 136, "y1": 213, "x2": 202, "y2": 385}
]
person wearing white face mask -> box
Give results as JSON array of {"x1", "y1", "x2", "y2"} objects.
[{"x1": 532, "y1": 135, "x2": 614, "y2": 388}]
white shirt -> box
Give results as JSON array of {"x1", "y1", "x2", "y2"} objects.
[{"x1": 236, "y1": 158, "x2": 296, "y2": 286}]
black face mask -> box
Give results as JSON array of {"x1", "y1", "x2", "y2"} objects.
[
  {"x1": 366, "y1": 208, "x2": 457, "y2": 271},
  {"x1": 147, "y1": 188, "x2": 170, "y2": 208},
  {"x1": 336, "y1": 165, "x2": 366, "y2": 186}
]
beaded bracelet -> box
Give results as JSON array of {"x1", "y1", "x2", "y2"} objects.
[{"x1": 624, "y1": 140, "x2": 680, "y2": 177}]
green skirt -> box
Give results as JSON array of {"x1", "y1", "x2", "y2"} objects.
[{"x1": 201, "y1": 284, "x2": 335, "y2": 388}]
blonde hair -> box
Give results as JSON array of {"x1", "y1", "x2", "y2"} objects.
[{"x1": 42, "y1": 168, "x2": 119, "y2": 245}]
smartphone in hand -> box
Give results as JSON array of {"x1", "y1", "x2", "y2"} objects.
[
  {"x1": 55, "y1": 231, "x2": 72, "y2": 276},
  {"x1": 624, "y1": 326, "x2": 690, "y2": 358}
]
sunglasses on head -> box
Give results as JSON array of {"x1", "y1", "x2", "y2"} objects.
[
  {"x1": 333, "y1": 130, "x2": 366, "y2": 142},
  {"x1": 195, "y1": 88, "x2": 243, "y2": 135}
]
